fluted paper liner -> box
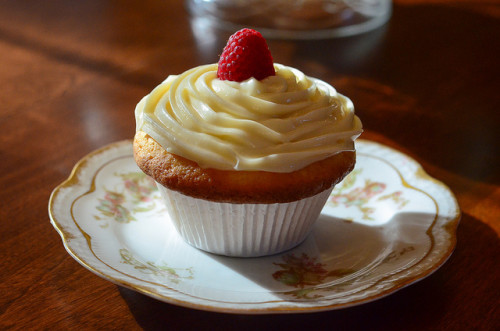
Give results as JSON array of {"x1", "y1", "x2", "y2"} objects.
[{"x1": 156, "y1": 184, "x2": 333, "y2": 257}]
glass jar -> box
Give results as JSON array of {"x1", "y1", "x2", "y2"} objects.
[{"x1": 186, "y1": 0, "x2": 392, "y2": 39}]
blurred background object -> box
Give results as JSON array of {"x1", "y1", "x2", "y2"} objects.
[{"x1": 186, "y1": 0, "x2": 392, "y2": 39}]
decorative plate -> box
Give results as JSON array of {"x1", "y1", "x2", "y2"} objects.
[{"x1": 49, "y1": 139, "x2": 460, "y2": 314}]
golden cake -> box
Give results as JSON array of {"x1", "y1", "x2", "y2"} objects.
[{"x1": 134, "y1": 130, "x2": 355, "y2": 204}]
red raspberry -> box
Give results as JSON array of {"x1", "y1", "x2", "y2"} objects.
[{"x1": 217, "y1": 28, "x2": 275, "y2": 82}]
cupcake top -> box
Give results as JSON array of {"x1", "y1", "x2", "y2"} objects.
[{"x1": 135, "y1": 29, "x2": 362, "y2": 173}]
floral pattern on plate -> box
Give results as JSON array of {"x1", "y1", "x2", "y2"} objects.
[
  {"x1": 120, "y1": 248, "x2": 194, "y2": 284},
  {"x1": 94, "y1": 171, "x2": 159, "y2": 225},
  {"x1": 49, "y1": 139, "x2": 460, "y2": 313},
  {"x1": 328, "y1": 168, "x2": 410, "y2": 221}
]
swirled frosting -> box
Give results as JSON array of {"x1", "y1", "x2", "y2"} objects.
[{"x1": 135, "y1": 63, "x2": 362, "y2": 173}]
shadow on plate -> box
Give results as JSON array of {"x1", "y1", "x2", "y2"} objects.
[
  {"x1": 118, "y1": 211, "x2": 496, "y2": 330},
  {"x1": 192, "y1": 209, "x2": 447, "y2": 304}
]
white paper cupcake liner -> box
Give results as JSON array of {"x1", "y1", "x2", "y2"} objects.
[{"x1": 156, "y1": 184, "x2": 333, "y2": 257}]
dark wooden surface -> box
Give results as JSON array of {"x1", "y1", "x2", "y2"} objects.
[{"x1": 1, "y1": 0, "x2": 499, "y2": 330}]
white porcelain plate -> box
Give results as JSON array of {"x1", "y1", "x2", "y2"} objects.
[{"x1": 49, "y1": 139, "x2": 460, "y2": 314}]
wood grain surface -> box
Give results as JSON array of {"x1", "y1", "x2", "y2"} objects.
[{"x1": 0, "y1": 0, "x2": 498, "y2": 330}]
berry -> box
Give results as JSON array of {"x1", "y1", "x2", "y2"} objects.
[{"x1": 217, "y1": 28, "x2": 275, "y2": 82}]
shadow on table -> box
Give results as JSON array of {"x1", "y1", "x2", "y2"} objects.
[{"x1": 118, "y1": 210, "x2": 498, "y2": 331}]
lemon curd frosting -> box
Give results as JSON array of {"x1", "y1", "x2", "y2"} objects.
[{"x1": 135, "y1": 63, "x2": 362, "y2": 173}]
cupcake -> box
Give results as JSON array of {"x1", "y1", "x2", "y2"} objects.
[{"x1": 133, "y1": 28, "x2": 362, "y2": 257}]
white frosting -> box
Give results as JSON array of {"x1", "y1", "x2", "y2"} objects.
[{"x1": 135, "y1": 63, "x2": 362, "y2": 173}]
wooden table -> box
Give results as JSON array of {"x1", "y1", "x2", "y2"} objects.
[{"x1": 1, "y1": 0, "x2": 498, "y2": 329}]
